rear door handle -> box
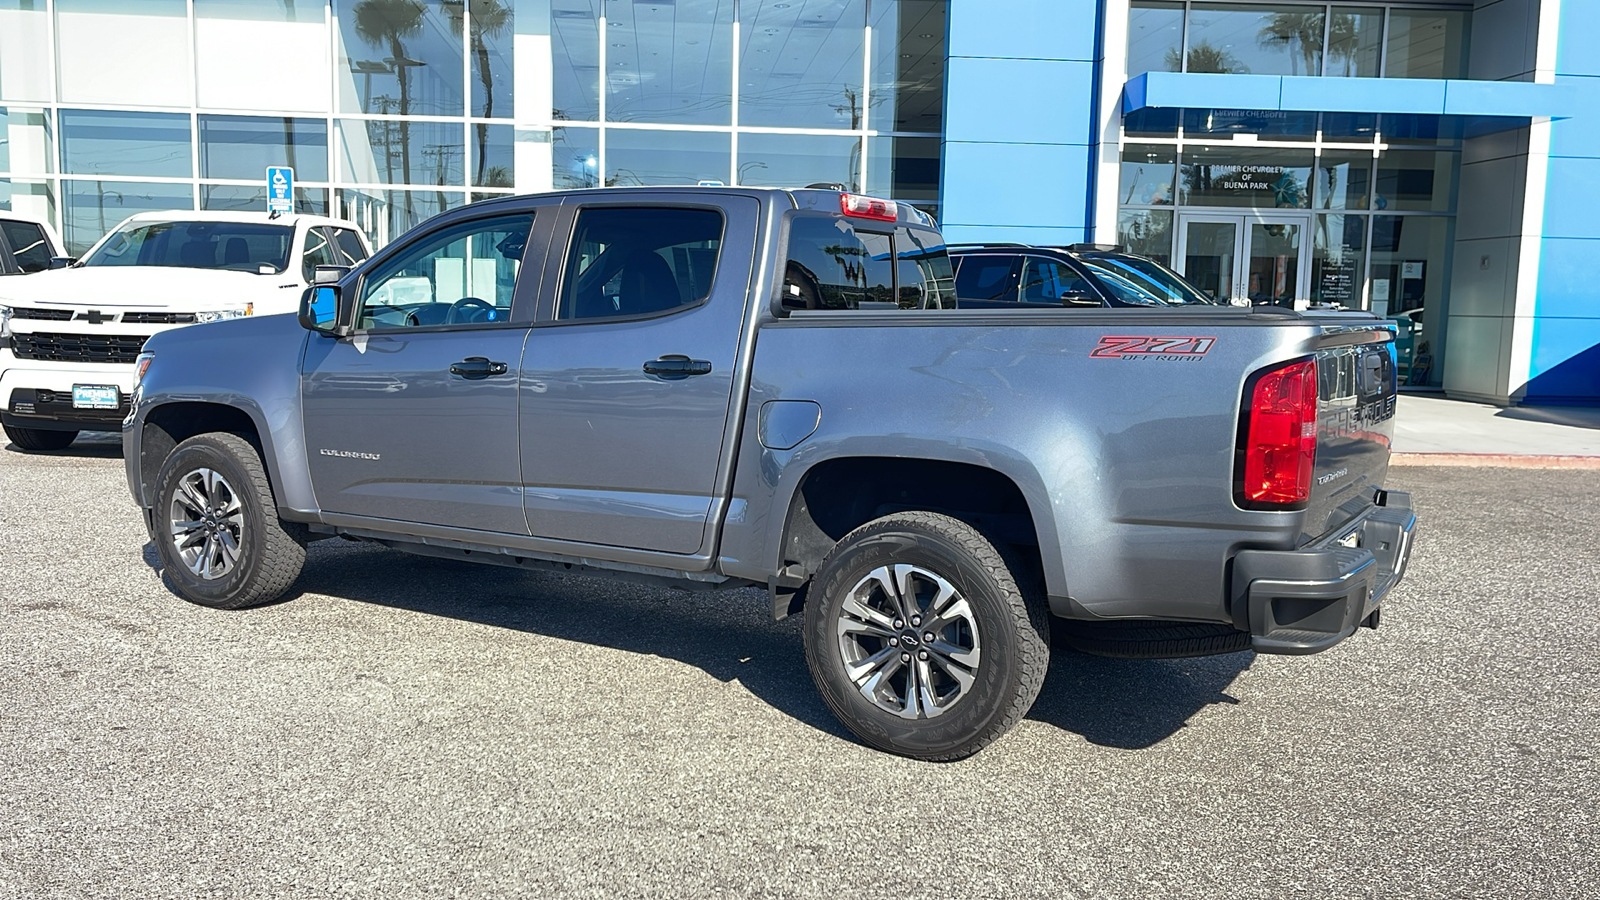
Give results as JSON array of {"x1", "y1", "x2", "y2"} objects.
[
  {"x1": 449, "y1": 356, "x2": 508, "y2": 379},
  {"x1": 643, "y1": 355, "x2": 712, "y2": 378}
]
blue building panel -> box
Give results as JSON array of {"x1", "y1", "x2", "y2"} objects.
[
  {"x1": 1123, "y1": 72, "x2": 1282, "y2": 113},
  {"x1": 1281, "y1": 76, "x2": 1445, "y2": 116},
  {"x1": 947, "y1": 0, "x2": 1099, "y2": 63},
  {"x1": 1126, "y1": 72, "x2": 1568, "y2": 120},
  {"x1": 940, "y1": 141, "x2": 1091, "y2": 231},
  {"x1": 1526, "y1": 317, "x2": 1600, "y2": 401},
  {"x1": 1541, "y1": 157, "x2": 1600, "y2": 241},
  {"x1": 1556, "y1": 0, "x2": 1600, "y2": 79},
  {"x1": 1533, "y1": 236, "x2": 1600, "y2": 320},
  {"x1": 1549, "y1": 76, "x2": 1600, "y2": 158},
  {"x1": 945, "y1": 57, "x2": 1095, "y2": 146}
]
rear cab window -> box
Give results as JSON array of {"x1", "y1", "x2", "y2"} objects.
[{"x1": 781, "y1": 210, "x2": 955, "y2": 312}]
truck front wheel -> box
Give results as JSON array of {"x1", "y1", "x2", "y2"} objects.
[
  {"x1": 802, "y1": 512, "x2": 1050, "y2": 761},
  {"x1": 3, "y1": 424, "x2": 78, "y2": 452},
  {"x1": 151, "y1": 432, "x2": 306, "y2": 609}
]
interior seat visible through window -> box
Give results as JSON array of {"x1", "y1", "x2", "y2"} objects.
[{"x1": 559, "y1": 206, "x2": 724, "y2": 321}]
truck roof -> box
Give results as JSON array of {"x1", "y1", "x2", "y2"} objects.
[{"x1": 114, "y1": 209, "x2": 360, "y2": 230}]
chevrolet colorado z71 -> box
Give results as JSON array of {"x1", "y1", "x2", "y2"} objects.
[{"x1": 123, "y1": 187, "x2": 1416, "y2": 760}]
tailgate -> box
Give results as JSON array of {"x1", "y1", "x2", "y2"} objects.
[{"x1": 1304, "y1": 321, "x2": 1398, "y2": 541}]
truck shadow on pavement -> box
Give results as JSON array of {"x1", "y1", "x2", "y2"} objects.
[{"x1": 141, "y1": 537, "x2": 1254, "y2": 752}]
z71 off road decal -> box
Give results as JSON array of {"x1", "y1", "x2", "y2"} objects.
[{"x1": 1090, "y1": 336, "x2": 1217, "y2": 361}]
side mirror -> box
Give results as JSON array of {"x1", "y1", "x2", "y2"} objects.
[
  {"x1": 1059, "y1": 290, "x2": 1102, "y2": 308},
  {"x1": 298, "y1": 285, "x2": 346, "y2": 335},
  {"x1": 313, "y1": 265, "x2": 350, "y2": 285},
  {"x1": 48, "y1": 256, "x2": 76, "y2": 269}
]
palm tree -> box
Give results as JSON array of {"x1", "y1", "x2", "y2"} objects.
[
  {"x1": 353, "y1": 0, "x2": 426, "y2": 220},
  {"x1": 1325, "y1": 12, "x2": 1365, "y2": 77},
  {"x1": 1258, "y1": 12, "x2": 1325, "y2": 76},
  {"x1": 452, "y1": 0, "x2": 513, "y2": 187},
  {"x1": 1167, "y1": 41, "x2": 1246, "y2": 75}
]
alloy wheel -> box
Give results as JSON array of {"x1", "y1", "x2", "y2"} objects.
[
  {"x1": 835, "y1": 563, "x2": 983, "y2": 719},
  {"x1": 168, "y1": 467, "x2": 245, "y2": 580}
]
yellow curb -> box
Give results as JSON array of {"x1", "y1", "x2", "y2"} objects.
[{"x1": 1390, "y1": 453, "x2": 1600, "y2": 468}]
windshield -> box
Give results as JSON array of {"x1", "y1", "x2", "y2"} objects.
[
  {"x1": 82, "y1": 221, "x2": 294, "y2": 272},
  {"x1": 1081, "y1": 253, "x2": 1215, "y2": 305}
]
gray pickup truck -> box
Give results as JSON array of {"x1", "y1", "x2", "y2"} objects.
[{"x1": 123, "y1": 187, "x2": 1416, "y2": 760}]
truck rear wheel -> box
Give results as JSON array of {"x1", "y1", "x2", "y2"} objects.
[
  {"x1": 802, "y1": 512, "x2": 1049, "y2": 761},
  {"x1": 151, "y1": 432, "x2": 305, "y2": 609},
  {"x1": 3, "y1": 424, "x2": 78, "y2": 452}
]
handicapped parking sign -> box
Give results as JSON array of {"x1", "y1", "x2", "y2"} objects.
[{"x1": 267, "y1": 166, "x2": 294, "y2": 215}]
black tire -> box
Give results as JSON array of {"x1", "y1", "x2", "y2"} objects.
[
  {"x1": 1053, "y1": 620, "x2": 1251, "y2": 659},
  {"x1": 151, "y1": 432, "x2": 305, "y2": 609},
  {"x1": 802, "y1": 512, "x2": 1049, "y2": 761},
  {"x1": 4, "y1": 424, "x2": 78, "y2": 451}
]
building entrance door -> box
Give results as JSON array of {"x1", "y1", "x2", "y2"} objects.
[{"x1": 1176, "y1": 212, "x2": 1311, "y2": 307}]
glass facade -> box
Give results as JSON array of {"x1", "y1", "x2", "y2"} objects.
[
  {"x1": 0, "y1": 0, "x2": 946, "y2": 253},
  {"x1": 1128, "y1": 1, "x2": 1469, "y2": 78},
  {"x1": 1119, "y1": 4, "x2": 1474, "y2": 386},
  {"x1": 551, "y1": 0, "x2": 946, "y2": 212}
]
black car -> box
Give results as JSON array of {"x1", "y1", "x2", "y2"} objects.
[{"x1": 950, "y1": 243, "x2": 1216, "y2": 309}]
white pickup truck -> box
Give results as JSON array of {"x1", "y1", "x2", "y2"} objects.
[{"x1": 0, "y1": 210, "x2": 370, "y2": 450}]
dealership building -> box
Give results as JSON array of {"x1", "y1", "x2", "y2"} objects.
[{"x1": 0, "y1": 0, "x2": 1595, "y2": 404}]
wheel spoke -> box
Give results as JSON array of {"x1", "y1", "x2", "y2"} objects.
[
  {"x1": 177, "y1": 477, "x2": 208, "y2": 515},
  {"x1": 897, "y1": 655, "x2": 922, "y2": 719},
  {"x1": 915, "y1": 657, "x2": 947, "y2": 718},
  {"x1": 205, "y1": 470, "x2": 227, "y2": 512},
  {"x1": 891, "y1": 564, "x2": 921, "y2": 622},
  {"x1": 216, "y1": 530, "x2": 241, "y2": 568},
  {"x1": 840, "y1": 576, "x2": 897, "y2": 632},
  {"x1": 925, "y1": 650, "x2": 977, "y2": 694},
  {"x1": 198, "y1": 534, "x2": 216, "y2": 579},
  {"x1": 844, "y1": 644, "x2": 899, "y2": 687},
  {"x1": 927, "y1": 637, "x2": 981, "y2": 669}
]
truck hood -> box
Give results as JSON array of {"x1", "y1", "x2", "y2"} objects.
[{"x1": 0, "y1": 266, "x2": 304, "y2": 312}]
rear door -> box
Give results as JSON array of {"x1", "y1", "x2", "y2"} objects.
[{"x1": 518, "y1": 195, "x2": 759, "y2": 555}]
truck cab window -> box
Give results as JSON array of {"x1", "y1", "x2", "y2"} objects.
[
  {"x1": 1, "y1": 221, "x2": 52, "y2": 273},
  {"x1": 783, "y1": 216, "x2": 894, "y2": 310},
  {"x1": 356, "y1": 213, "x2": 534, "y2": 329},
  {"x1": 331, "y1": 228, "x2": 369, "y2": 265},
  {"x1": 557, "y1": 206, "x2": 724, "y2": 321},
  {"x1": 301, "y1": 228, "x2": 339, "y2": 282}
]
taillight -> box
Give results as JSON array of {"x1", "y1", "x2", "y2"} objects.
[
  {"x1": 839, "y1": 193, "x2": 898, "y2": 222},
  {"x1": 1240, "y1": 358, "x2": 1318, "y2": 507}
]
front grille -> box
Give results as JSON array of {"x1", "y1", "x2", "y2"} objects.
[
  {"x1": 10, "y1": 331, "x2": 147, "y2": 364},
  {"x1": 122, "y1": 311, "x2": 197, "y2": 324},
  {"x1": 9, "y1": 307, "x2": 75, "y2": 321}
]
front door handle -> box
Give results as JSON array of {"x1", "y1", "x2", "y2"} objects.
[
  {"x1": 643, "y1": 355, "x2": 712, "y2": 378},
  {"x1": 449, "y1": 356, "x2": 508, "y2": 379}
]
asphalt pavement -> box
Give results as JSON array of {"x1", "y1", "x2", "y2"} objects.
[{"x1": 2, "y1": 435, "x2": 1597, "y2": 899}]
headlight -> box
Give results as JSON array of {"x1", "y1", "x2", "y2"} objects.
[
  {"x1": 0, "y1": 303, "x2": 11, "y2": 339},
  {"x1": 134, "y1": 351, "x2": 155, "y2": 384},
  {"x1": 194, "y1": 305, "x2": 252, "y2": 323}
]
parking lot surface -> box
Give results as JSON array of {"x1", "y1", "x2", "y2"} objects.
[{"x1": 3, "y1": 435, "x2": 1597, "y2": 899}]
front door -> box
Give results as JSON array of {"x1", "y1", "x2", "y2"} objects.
[
  {"x1": 301, "y1": 206, "x2": 554, "y2": 534},
  {"x1": 1177, "y1": 212, "x2": 1310, "y2": 307},
  {"x1": 518, "y1": 195, "x2": 759, "y2": 556}
]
